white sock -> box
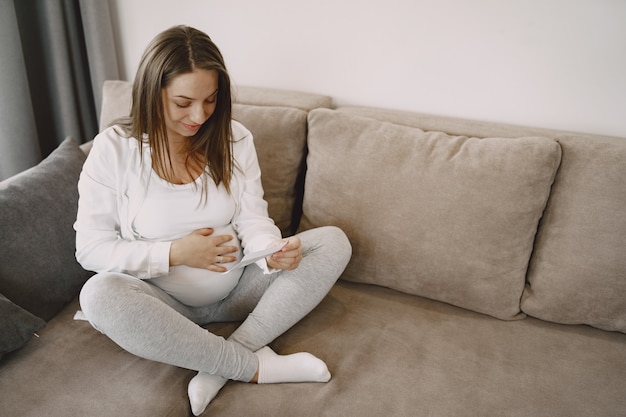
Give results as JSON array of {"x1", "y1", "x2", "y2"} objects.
[
  {"x1": 187, "y1": 372, "x2": 228, "y2": 416},
  {"x1": 255, "y1": 346, "x2": 331, "y2": 384}
]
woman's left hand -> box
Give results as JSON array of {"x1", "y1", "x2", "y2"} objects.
[{"x1": 266, "y1": 237, "x2": 302, "y2": 271}]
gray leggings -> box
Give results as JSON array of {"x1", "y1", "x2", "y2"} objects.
[{"x1": 79, "y1": 226, "x2": 351, "y2": 382}]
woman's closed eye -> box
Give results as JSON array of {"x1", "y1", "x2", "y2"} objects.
[{"x1": 206, "y1": 91, "x2": 218, "y2": 104}]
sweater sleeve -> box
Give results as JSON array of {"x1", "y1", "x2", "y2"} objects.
[
  {"x1": 230, "y1": 122, "x2": 282, "y2": 272},
  {"x1": 73, "y1": 130, "x2": 171, "y2": 279}
]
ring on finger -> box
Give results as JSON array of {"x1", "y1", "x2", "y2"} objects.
[{"x1": 216, "y1": 256, "x2": 223, "y2": 264}]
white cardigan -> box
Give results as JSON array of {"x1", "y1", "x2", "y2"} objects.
[{"x1": 74, "y1": 121, "x2": 281, "y2": 279}]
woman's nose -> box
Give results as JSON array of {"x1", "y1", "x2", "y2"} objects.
[{"x1": 190, "y1": 104, "x2": 208, "y2": 124}]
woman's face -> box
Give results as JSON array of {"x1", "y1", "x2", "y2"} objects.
[{"x1": 161, "y1": 69, "x2": 219, "y2": 143}]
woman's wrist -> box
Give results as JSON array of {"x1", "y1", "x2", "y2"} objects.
[{"x1": 169, "y1": 239, "x2": 183, "y2": 267}]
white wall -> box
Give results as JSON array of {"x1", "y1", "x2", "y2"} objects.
[{"x1": 109, "y1": 0, "x2": 626, "y2": 137}]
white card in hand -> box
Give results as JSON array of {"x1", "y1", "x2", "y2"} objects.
[{"x1": 221, "y1": 242, "x2": 286, "y2": 273}]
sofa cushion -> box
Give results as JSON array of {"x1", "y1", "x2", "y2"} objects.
[
  {"x1": 0, "y1": 137, "x2": 93, "y2": 321},
  {"x1": 301, "y1": 109, "x2": 562, "y2": 320},
  {"x1": 337, "y1": 106, "x2": 567, "y2": 139},
  {"x1": 233, "y1": 104, "x2": 307, "y2": 235},
  {"x1": 99, "y1": 81, "x2": 332, "y2": 132},
  {"x1": 521, "y1": 134, "x2": 626, "y2": 333},
  {"x1": 233, "y1": 85, "x2": 332, "y2": 110},
  {"x1": 0, "y1": 293, "x2": 45, "y2": 358},
  {"x1": 99, "y1": 80, "x2": 132, "y2": 132},
  {"x1": 2, "y1": 283, "x2": 625, "y2": 417}
]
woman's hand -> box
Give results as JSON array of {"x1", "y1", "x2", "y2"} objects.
[
  {"x1": 266, "y1": 237, "x2": 302, "y2": 271},
  {"x1": 169, "y1": 228, "x2": 238, "y2": 272}
]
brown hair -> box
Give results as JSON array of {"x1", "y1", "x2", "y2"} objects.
[{"x1": 116, "y1": 25, "x2": 233, "y2": 194}]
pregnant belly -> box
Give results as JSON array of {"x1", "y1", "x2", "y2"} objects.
[{"x1": 149, "y1": 224, "x2": 244, "y2": 307}]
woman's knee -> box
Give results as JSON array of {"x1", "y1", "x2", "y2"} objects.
[
  {"x1": 300, "y1": 226, "x2": 352, "y2": 270},
  {"x1": 79, "y1": 273, "x2": 136, "y2": 329},
  {"x1": 328, "y1": 225, "x2": 352, "y2": 261},
  {"x1": 319, "y1": 226, "x2": 351, "y2": 266}
]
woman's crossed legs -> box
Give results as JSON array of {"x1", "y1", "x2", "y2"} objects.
[{"x1": 79, "y1": 226, "x2": 351, "y2": 415}]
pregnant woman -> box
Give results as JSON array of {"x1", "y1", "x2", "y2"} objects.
[{"x1": 74, "y1": 25, "x2": 351, "y2": 415}]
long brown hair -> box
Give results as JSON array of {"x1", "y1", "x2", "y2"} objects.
[{"x1": 116, "y1": 25, "x2": 234, "y2": 194}]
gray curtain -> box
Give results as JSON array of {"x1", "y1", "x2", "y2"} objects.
[{"x1": 0, "y1": 0, "x2": 119, "y2": 181}]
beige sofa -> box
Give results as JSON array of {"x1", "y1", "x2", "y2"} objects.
[{"x1": 1, "y1": 82, "x2": 625, "y2": 417}]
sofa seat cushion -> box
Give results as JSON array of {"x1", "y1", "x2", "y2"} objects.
[
  {"x1": 2, "y1": 282, "x2": 625, "y2": 417},
  {"x1": 0, "y1": 297, "x2": 194, "y2": 417},
  {"x1": 0, "y1": 296, "x2": 193, "y2": 417},
  {"x1": 0, "y1": 137, "x2": 93, "y2": 321},
  {"x1": 301, "y1": 109, "x2": 562, "y2": 320},
  {"x1": 522, "y1": 134, "x2": 626, "y2": 332}
]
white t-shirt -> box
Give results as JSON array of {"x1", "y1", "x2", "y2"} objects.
[
  {"x1": 133, "y1": 170, "x2": 244, "y2": 306},
  {"x1": 75, "y1": 122, "x2": 282, "y2": 301}
]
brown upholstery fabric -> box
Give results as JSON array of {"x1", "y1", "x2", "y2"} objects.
[
  {"x1": 522, "y1": 134, "x2": 626, "y2": 332},
  {"x1": 232, "y1": 104, "x2": 308, "y2": 235},
  {"x1": 3, "y1": 85, "x2": 623, "y2": 417},
  {"x1": 98, "y1": 80, "x2": 132, "y2": 132},
  {"x1": 233, "y1": 85, "x2": 332, "y2": 110},
  {"x1": 337, "y1": 105, "x2": 594, "y2": 139},
  {"x1": 301, "y1": 109, "x2": 561, "y2": 320},
  {"x1": 2, "y1": 282, "x2": 625, "y2": 417},
  {"x1": 99, "y1": 81, "x2": 332, "y2": 132}
]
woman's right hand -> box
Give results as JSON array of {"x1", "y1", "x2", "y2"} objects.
[{"x1": 169, "y1": 228, "x2": 239, "y2": 272}]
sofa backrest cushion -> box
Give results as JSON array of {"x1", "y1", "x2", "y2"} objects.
[
  {"x1": 99, "y1": 81, "x2": 332, "y2": 131},
  {"x1": 232, "y1": 104, "x2": 307, "y2": 235},
  {"x1": 521, "y1": 134, "x2": 626, "y2": 333},
  {"x1": 336, "y1": 106, "x2": 573, "y2": 139},
  {"x1": 99, "y1": 80, "x2": 132, "y2": 132},
  {"x1": 301, "y1": 109, "x2": 562, "y2": 320},
  {"x1": 232, "y1": 85, "x2": 333, "y2": 110},
  {"x1": 99, "y1": 80, "x2": 331, "y2": 236}
]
